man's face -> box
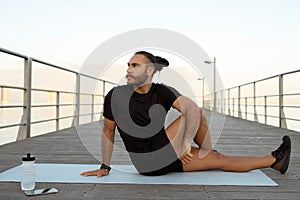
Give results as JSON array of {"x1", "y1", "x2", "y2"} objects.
[{"x1": 126, "y1": 54, "x2": 153, "y2": 86}]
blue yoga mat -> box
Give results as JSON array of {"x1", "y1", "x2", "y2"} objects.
[{"x1": 0, "y1": 164, "x2": 277, "y2": 186}]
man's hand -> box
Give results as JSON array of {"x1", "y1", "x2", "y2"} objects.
[
  {"x1": 80, "y1": 169, "x2": 109, "y2": 178},
  {"x1": 179, "y1": 143, "x2": 193, "y2": 164}
]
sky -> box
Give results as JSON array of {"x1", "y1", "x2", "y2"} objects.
[{"x1": 0, "y1": 0, "x2": 300, "y2": 89}]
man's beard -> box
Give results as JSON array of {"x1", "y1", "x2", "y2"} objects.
[{"x1": 126, "y1": 72, "x2": 148, "y2": 88}]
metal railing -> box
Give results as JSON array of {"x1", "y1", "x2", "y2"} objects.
[
  {"x1": 0, "y1": 47, "x2": 117, "y2": 142},
  {"x1": 204, "y1": 69, "x2": 300, "y2": 131}
]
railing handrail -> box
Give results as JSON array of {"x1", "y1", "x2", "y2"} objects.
[
  {"x1": 0, "y1": 46, "x2": 117, "y2": 86},
  {"x1": 0, "y1": 47, "x2": 28, "y2": 59},
  {"x1": 0, "y1": 47, "x2": 118, "y2": 144},
  {"x1": 0, "y1": 85, "x2": 26, "y2": 90},
  {"x1": 205, "y1": 69, "x2": 300, "y2": 132},
  {"x1": 0, "y1": 84, "x2": 108, "y2": 98},
  {"x1": 219, "y1": 69, "x2": 300, "y2": 92}
]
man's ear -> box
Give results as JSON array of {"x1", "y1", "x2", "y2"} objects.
[{"x1": 147, "y1": 65, "x2": 155, "y2": 76}]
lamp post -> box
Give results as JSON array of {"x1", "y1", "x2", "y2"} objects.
[
  {"x1": 197, "y1": 77, "x2": 205, "y2": 107},
  {"x1": 204, "y1": 57, "x2": 216, "y2": 111}
]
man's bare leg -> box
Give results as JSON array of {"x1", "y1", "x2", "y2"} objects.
[
  {"x1": 166, "y1": 109, "x2": 275, "y2": 172},
  {"x1": 183, "y1": 148, "x2": 275, "y2": 172},
  {"x1": 166, "y1": 108, "x2": 212, "y2": 150},
  {"x1": 166, "y1": 113, "x2": 275, "y2": 172}
]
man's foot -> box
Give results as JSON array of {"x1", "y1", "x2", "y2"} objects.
[{"x1": 271, "y1": 135, "x2": 291, "y2": 174}]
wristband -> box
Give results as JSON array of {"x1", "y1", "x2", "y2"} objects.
[{"x1": 100, "y1": 163, "x2": 111, "y2": 172}]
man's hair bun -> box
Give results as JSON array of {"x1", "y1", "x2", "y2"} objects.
[
  {"x1": 154, "y1": 56, "x2": 169, "y2": 71},
  {"x1": 134, "y1": 51, "x2": 169, "y2": 72}
]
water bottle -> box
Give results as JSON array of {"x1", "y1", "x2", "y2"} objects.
[{"x1": 21, "y1": 153, "x2": 35, "y2": 191}]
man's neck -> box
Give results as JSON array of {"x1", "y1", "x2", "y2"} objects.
[{"x1": 134, "y1": 83, "x2": 152, "y2": 94}]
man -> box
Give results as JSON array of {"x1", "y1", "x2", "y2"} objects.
[{"x1": 81, "y1": 51, "x2": 291, "y2": 177}]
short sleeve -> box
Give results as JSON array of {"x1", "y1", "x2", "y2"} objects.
[
  {"x1": 161, "y1": 85, "x2": 181, "y2": 109},
  {"x1": 103, "y1": 88, "x2": 115, "y2": 121}
]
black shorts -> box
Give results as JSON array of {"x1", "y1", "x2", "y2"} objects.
[
  {"x1": 124, "y1": 129, "x2": 183, "y2": 176},
  {"x1": 139, "y1": 158, "x2": 183, "y2": 176}
]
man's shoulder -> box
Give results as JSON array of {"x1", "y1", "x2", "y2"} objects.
[
  {"x1": 153, "y1": 83, "x2": 168, "y2": 90},
  {"x1": 107, "y1": 85, "x2": 132, "y2": 93},
  {"x1": 153, "y1": 83, "x2": 176, "y2": 91},
  {"x1": 153, "y1": 83, "x2": 181, "y2": 97},
  {"x1": 106, "y1": 85, "x2": 135, "y2": 98}
]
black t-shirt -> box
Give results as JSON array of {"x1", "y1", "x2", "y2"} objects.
[
  {"x1": 103, "y1": 83, "x2": 183, "y2": 175},
  {"x1": 103, "y1": 83, "x2": 181, "y2": 153}
]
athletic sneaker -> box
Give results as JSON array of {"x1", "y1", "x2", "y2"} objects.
[{"x1": 271, "y1": 135, "x2": 291, "y2": 174}]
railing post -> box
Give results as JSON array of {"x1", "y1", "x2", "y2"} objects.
[
  {"x1": 232, "y1": 98, "x2": 235, "y2": 117},
  {"x1": 213, "y1": 57, "x2": 216, "y2": 112},
  {"x1": 227, "y1": 89, "x2": 231, "y2": 115},
  {"x1": 215, "y1": 92, "x2": 218, "y2": 112},
  {"x1": 253, "y1": 82, "x2": 258, "y2": 122},
  {"x1": 221, "y1": 90, "x2": 224, "y2": 114},
  {"x1": 17, "y1": 57, "x2": 32, "y2": 140},
  {"x1": 245, "y1": 97, "x2": 247, "y2": 120},
  {"x1": 238, "y1": 86, "x2": 242, "y2": 118},
  {"x1": 100, "y1": 81, "x2": 106, "y2": 120},
  {"x1": 91, "y1": 94, "x2": 95, "y2": 122},
  {"x1": 56, "y1": 91, "x2": 60, "y2": 131},
  {"x1": 264, "y1": 96, "x2": 267, "y2": 124},
  {"x1": 72, "y1": 73, "x2": 80, "y2": 126},
  {"x1": 279, "y1": 75, "x2": 287, "y2": 128}
]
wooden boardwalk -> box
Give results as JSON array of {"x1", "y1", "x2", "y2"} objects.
[{"x1": 0, "y1": 110, "x2": 299, "y2": 200}]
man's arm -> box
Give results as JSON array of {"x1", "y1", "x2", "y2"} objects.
[
  {"x1": 80, "y1": 118, "x2": 116, "y2": 177},
  {"x1": 102, "y1": 118, "x2": 116, "y2": 166},
  {"x1": 172, "y1": 96, "x2": 200, "y2": 164}
]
